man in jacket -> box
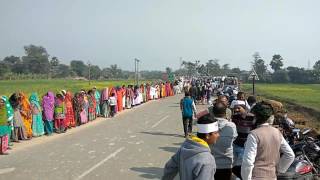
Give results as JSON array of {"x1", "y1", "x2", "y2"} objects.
[
  {"x1": 180, "y1": 92, "x2": 197, "y2": 137},
  {"x1": 241, "y1": 102, "x2": 295, "y2": 180},
  {"x1": 210, "y1": 102, "x2": 238, "y2": 180},
  {"x1": 162, "y1": 112, "x2": 220, "y2": 180}
]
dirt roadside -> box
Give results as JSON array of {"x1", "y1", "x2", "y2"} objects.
[{"x1": 245, "y1": 92, "x2": 320, "y2": 135}]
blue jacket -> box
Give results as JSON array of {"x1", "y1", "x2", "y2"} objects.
[{"x1": 181, "y1": 97, "x2": 194, "y2": 118}]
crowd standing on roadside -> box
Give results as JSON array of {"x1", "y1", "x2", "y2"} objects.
[
  {"x1": 163, "y1": 76, "x2": 296, "y2": 180},
  {"x1": 0, "y1": 81, "x2": 183, "y2": 155}
]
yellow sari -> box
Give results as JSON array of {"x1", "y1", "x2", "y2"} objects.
[{"x1": 18, "y1": 92, "x2": 33, "y2": 138}]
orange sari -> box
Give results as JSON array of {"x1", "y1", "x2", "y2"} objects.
[{"x1": 19, "y1": 92, "x2": 33, "y2": 138}]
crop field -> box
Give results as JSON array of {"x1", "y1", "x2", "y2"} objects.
[
  {"x1": 0, "y1": 79, "x2": 147, "y2": 97},
  {"x1": 241, "y1": 83, "x2": 320, "y2": 112}
]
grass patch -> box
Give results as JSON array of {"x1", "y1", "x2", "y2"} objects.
[
  {"x1": 242, "y1": 83, "x2": 320, "y2": 112},
  {"x1": 0, "y1": 79, "x2": 148, "y2": 97}
]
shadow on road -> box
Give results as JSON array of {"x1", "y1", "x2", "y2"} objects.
[
  {"x1": 130, "y1": 167, "x2": 163, "y2": 179},
  {"x1": 159, "y1": 146, "x2": 179, "y2": 153},
  {"x1": 140, "y1": 131, "x2": 184, "y2": 138}
]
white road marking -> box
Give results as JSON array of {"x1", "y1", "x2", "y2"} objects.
[
  {"x1": 0, "y1": 168, "x2": 15, "y2": 175},
  {"x1": 76, "y1": 147, "x2": 125, "y2": 180},
  {"x1": 151, "y1": 115, "x2": 169, "y2": 128}
]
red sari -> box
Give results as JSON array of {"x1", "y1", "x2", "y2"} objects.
[
  {"x1": 65, "y1": 92, "x2": 76, "y2": 127},
  {"x1": 116, "y1": 88, "x2": 123, "y2": 112}
]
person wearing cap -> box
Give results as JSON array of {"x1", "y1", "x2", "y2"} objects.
[
  {"x1": 180, "y1": 91, "x2": 197, "y2": 138},
  {"x1": 241, "y1": 102, "x2": 294, "y2": 180},
  {"x1": 210, "y1": 102, "x2": 237, "y2": 180},
  {"x1": 231, "y1": 104, "x2": 256, "y2": 179},
  {"x1": 230, "y1": 92, "x2": 251, "y2": 111},
  {"x1": 162, "y1": 112, "x2": 220, "y2": 180}
]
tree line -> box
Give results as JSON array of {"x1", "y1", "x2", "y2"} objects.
[
  {"x1": 0, "y1": 45, "x2": 161, "y2": 80},
  {"x1": 0, "y1": 45, "x2": 319, "y2": 83},
  {"x1": 175, "y1": 52, "x2": 320, "y2": 84}
]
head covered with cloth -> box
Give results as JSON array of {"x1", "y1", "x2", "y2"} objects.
[{"x1": 162, "y1": 110, "x2": 220, "y2": 180}]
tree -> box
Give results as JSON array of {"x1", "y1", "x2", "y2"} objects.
[
  {"x1": 0, "y1": 61, "x2": 10, "y2": 77},
  {"x1": 206, "y1": 59, "x2": 221, "y2": 76},
  {"x1": 49, "y1": 57, "x2": 60, "y2": 78},
  {"x1": 55, "y1": 64, "x2": 71, "y2": 78},
  {"x1": 271, "y1": 69, "x2": 290, "y2": 83},
  {"x1": 181, "y1": 61, "x2": 197, "y2": 77},
  {"x1": 101, "y1": 64, "x2": 123, "y2": 79},
  {"x1": 88, "y1": 65, "x2": 101, "y2": 80},
  {"x1": 2, "y1": 56, "x2": 23, "y2": 73},
  {"x1": 70, "y1": 60, "x2": 87, "y2": 77},
  {"x1": 313, "y1": 60, "x2": 320, "y2": 71},
  {"x1": 252, "y1": 52, "x2": 267, "y2": 81},
  {"x1": 222, "y1": 63, "x2": 230, "y2": 74},
  {"x1": 22, "y1": 45, "x2": 50, "y2": 74},
  {"x1": 270, "y1": 54, "x2": 284, "y2": 72}
]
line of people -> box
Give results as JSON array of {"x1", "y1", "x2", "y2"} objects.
[
  {"x1": 0, "y1": 82, "x2": 180, "y2": 155},
  {"x1": 164, "y1": 90, "x2": 295, "y2": 180}
]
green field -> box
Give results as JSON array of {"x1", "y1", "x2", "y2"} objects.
[
  {"x1": 0, "y1": 79, "x2": 145, "y2": 97},
  {"x1": 241, "y1": 83, "x2": 320, "y2": 111}
]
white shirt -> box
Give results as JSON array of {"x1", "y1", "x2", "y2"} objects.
[
  {"x1": 109, "y1": 96, "x2": 117, "y2": 106},
  {"x1": 241, "y1": 123, "x2": 295, "y2": 180},
  {"x1": 230, "y1": 100, "x2": 251, "y2": 111}
]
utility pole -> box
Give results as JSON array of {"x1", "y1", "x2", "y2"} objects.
[
  {"x1": 134, "y1": 58, "x2": 140, "y2": 85},
  {"x1": 88, "y1": 61, "x2": 91, "y2": 85}
]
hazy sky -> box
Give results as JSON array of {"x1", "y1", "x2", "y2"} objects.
[{"x1": 1, "y1": 0, "x2": 319, "y2": 71}]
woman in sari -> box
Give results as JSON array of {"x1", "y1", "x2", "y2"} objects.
[
  {"x1": 29, "y1": 93, "x2": 44, "y2": 137},
  {"x1": 42, "y1": 92, "x2": 55, "y2": 135},
  {"x1": 100, "y1": 88, "x2": 109, "y2": 118},
  {"x1": 9, "y1": 93, "x2": 28, "y2": 141},
  {"x1": 87, "y1": 90, "x2": 96, "y2": 121},
  {"x1": 122, "y1": 85, "x2": 126, "y2": 110},
  {"x1": 126, "y1": 85, "x2": 134, "y2": 109},
  {"x1": 18, "y1": 92, "x2": 33, "y2": 138},
  {"x1": 80, "y1": 91, "x2": 88, "y2": 124},
  {"x1": 1, "y1": 96, "x2": 13, "y2": 148},
  {"x1": 116, "y1": 87, "x2": 123, "y2": 112},
  {"x1": 65, "y1": 91, "x2": 76, "y2": 128},
  {"x1": 73, "y1": 92, "x2": 82, "y2": 125},
  {"x1": 93, "y1": 87, "x2": 101, "y2": 117},
  {"x1": 54, "y1": 93, "x2": 66, "y2": 133},
  {"x1": 0, "y1": 96, "x2": 11, "y2": 154}
]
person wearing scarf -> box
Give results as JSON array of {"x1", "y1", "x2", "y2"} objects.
[
  {"x1": 9, "y1": 93, "x2": 28, "y2": 141},
  {"x1": 73, "y1": 92, "x2": 83, "y2": 125},
  {"x1": 93, "y1": 87, "x2": 101, "y2": 117},
  {"x1": 18, "y1": 92, "x2": 33, "y2": 138},
  {"x1": 64, "y1": 91, "x2": 76, "y2": 128},
  {"x1": 100, "y1": 88, "x2": 109, "y2": 118},
  {"x1": 29, "y1": 93, "x2": 44, "y2": 137},
  {"x1": 42, "y1": 92, "x2": 55, "y2": 135},
  {"x1": 54, "y1": 93, "x2": 66, "y2": 133},
  {"x1": 0, "y1": 96, "x2": 12, "y2": 154},
  {"x1": 1, "y1": 96, "x2": 14, "y2": 148},
  {"x1": 116, "y1": 87, "x2": 123, "y2": 112},
  {"x1": 87, "y1": 90, "x2": 96, "y2": 121}
]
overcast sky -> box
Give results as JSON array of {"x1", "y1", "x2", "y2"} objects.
[{"x1": 1, "y1": 0, "x2": 319, "y2": 71}]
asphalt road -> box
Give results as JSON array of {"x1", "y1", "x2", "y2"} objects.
[{"x1": 0, "y1": 94, "x2": 203, "y2": 180}]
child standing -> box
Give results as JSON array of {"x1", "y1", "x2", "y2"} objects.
[{"x1": 108, "y1": 93, "x2": 117, "y2": 117}]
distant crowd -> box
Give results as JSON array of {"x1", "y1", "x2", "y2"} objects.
[{"x1": 0, "y1": 81, "x2": 183, "y2": 155}]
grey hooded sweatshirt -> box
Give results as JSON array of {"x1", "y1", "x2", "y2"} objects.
[
  {"x1": 210, "y1": 117, "x2": 237, "y2": 169},
  {"x1": 162, "y1": 137, "x2": 216, "y2": 180}
]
